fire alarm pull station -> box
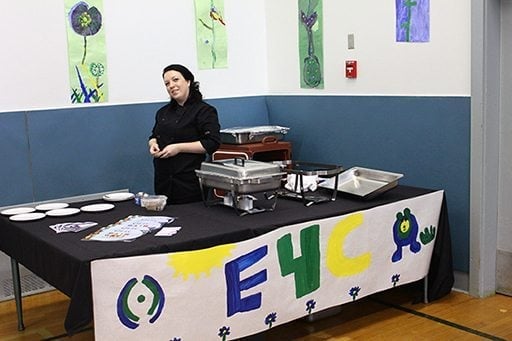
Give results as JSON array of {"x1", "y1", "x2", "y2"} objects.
[{"x1": 345, "y1": 60, "x2": 357, "y2": 78}]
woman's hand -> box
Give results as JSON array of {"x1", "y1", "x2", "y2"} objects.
[
  {"x1": 154, "y1": 144, "x2": 181, "y2": 158},
  {"x1": 149, "y1": 139, "x2": 161, "y2": 156},
  {"x1": 150, "y1": 141, "x2": 206, "y2": 158}
]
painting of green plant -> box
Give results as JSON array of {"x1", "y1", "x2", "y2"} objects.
[
  {"x1": 195, "y1": 0, "x2": 228, "y2": 69},
  {"x1": 65, "y1": 0, "x2": 108, "y2": 103},
  {"x1": 396, "y1": 0, "x2": 430, "y2": 42},
  {"x1": 298, "y1": 0, "x2": 323, "y2": 89}
]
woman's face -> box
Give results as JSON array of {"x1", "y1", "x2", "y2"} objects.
[{"x1": 163, "y1": 70, "x2": 190, "y2": 105}]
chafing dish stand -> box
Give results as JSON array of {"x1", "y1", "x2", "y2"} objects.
[
  {"x1": 196, "y1": 158, "x2": 286, "y2": 216},
  {"x1": 276, "y1": 161, "x2": 344, "y2": 207}
]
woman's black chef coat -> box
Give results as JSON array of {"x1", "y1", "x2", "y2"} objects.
[{"x1": 150, "y1": 99, "x2": 221, "y2": 204}]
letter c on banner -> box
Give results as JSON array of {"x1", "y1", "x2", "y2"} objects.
[{"x1": 326, "y1": 213, "x2": 371, "y2": 276}]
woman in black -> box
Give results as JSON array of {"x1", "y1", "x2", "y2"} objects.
[{"x1": 149, "y1": 64, "x2": 221, "y2": 204}]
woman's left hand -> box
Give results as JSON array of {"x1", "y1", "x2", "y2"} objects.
[{"x1": 155, "y1": 144, "x2": 181, "y2": 158}]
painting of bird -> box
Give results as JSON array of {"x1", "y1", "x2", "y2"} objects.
[{"x1": 209, "y1": 6, "x2": 226, "y2": 25}]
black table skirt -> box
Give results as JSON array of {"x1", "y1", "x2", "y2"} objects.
[{"x1": 0, "y1": 185, "x2": 454, "y2": 334}]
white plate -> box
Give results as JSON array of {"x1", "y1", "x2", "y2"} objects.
[
  {"x1": 46, "y1": 208, "x2": 81, "y2": 217},
  {"x1": 9, "y1": 212, "x2": 46, "y2": 222},
  {"x1": 1, "y1": 207, "x2": 36, "y2": 216},
  {"x1": 102, "y1": 192, "x2": 135, "y2": 202},
  {"x1": 35, "y1": 202, "x2": 69, "y2": 211},
  {"x1": 80, "y1": 203, "x2": 115, "y2": 213}
]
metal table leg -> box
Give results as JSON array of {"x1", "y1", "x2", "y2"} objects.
[
  {"x1": 423, "y1": 275, "x2": 429, "y2": 304},
  {"x1": 10, "y1": 258, "x2": 25, "y2": 331}
]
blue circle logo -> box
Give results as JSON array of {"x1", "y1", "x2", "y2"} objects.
[{"x1": 116, "y1": 275, "x2": 165, "y2": 329}]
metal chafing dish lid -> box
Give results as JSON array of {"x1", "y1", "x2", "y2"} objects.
[{"x1": 199, "y1": 158, "x2": 282, "y2": 179}]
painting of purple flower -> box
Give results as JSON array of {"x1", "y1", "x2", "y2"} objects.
[{"x1": 69, "y1": 1, "x2": 102, "y2": 64}]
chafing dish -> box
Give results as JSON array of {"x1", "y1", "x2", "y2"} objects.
[
  {"x1": 195, "y1": 158, "x2": 286, "y2": 215},
  {"x1": 220, "y1": 126, "x2": 290, "y2": 144},
  {"x1": 275, "y1": 161, "x2": 344, "y2": 206},
  {"x1": 320, "y1": 167, "x2": 403, "y2": 200}
]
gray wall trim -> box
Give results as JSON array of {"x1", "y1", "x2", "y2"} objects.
[
  {"x1": 454, "y1": 271, "x2": 469, "y2": 293},
  {"x1": 496, "y1": 250, "x2": 512, "y2": 295},
  {"x1": 470, "y1": 0, "x2": 500, "y2": 297}
]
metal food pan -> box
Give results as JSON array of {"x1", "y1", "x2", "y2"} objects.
[
  {"x1": 199, "y1": 159, "x2": 281, "y2": 178},
  {"x1": 195, "y1": 170, "x2": 284, "y2": 194},
  {"x1": 333, "y1": 167, "x2": 403, "y2": 199},
  {"x1": 220, "y1": 126, "x2": 289, "y2": 144}
]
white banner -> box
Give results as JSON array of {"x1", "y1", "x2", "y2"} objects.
[{"x1": 92, "y1": 190, "x2": 443, "y2": 340}]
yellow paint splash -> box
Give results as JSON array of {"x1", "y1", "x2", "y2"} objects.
[{"x1": 167, "y1": 244, "x2": 236, "y2": 280}]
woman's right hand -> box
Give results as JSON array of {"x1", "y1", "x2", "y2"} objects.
[{"x1": 149, "y1": 139, "x2": 160, "y2": 156}]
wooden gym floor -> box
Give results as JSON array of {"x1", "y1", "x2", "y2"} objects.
[{"x1": 0, "y1": 283, "x2": 511, "y2": 340}]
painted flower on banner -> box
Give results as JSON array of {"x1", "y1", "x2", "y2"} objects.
[
  {"x1": 218, "y1": 326, "x2": 230, "y2": 340},
  {"x1": 306, "y1": 299, "x2": 316, "y2": 314},
  {"x1": 265, "y1": 312, "x2": 277, "y2": 329},
  {"x1": 349, "y1": 286, "x2": 361, "y2": 301},
  {"x1": 391, "y1": 273, "x2": 401, "y2": 287},
  {"x1": 90, "y1": 62, "x2": 105, "y2": 78},
  {"x1": 69, "y1": 1, "x2": 102, "y2": 64},
  {"x1": 69, "y1": 1, "x2": 102, "y2": 36},
  {"x1": 300, "y1": 10, "x2": 317, "y2": 29}
]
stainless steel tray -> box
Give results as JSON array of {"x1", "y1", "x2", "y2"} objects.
[
  {"x1": 199, "y1": 158, "x2": 281, "y2": 178},
  {"x1": 322, "y1": 167, "x2": 403, "y2": 199},
  {"x1": 220, "y1": 126, "x2": 289, "y2": 144}
]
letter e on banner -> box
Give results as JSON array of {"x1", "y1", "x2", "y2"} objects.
[{"x1": 225, "y1": 246, "x2": 268, "y2": 317}]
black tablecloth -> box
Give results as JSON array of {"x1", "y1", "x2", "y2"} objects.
[{"x1": 0, "y1": 185, "x2": 454, "y2": 334}]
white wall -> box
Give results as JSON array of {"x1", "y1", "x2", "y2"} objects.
[
  {"x1": 265, "y1": 0, "x2": 471, "y2": 96},
  {"x1": 0, "y1": 0, "x2": 268, "y2": 112},
  {"x1": 0, "y1": 2, "x2": 70, "y2": 111},
  {"x1": 0, "y1": 0, "x2": 471, "y2": 113}
]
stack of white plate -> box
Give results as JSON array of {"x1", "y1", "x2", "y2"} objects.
[{"x1": 1, "y1": 207, "x2": 45, "y2": 221}]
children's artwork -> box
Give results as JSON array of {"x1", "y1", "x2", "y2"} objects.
[
  {"x1": 64, "y1": 0, "x2": 108, "y2": 103},
  {"x1": 195, "y1": 0, "x2": 228, "y2": 69},
  {"x1": 298, "y1": 0, "x2": 323, "y2": 89},
  {"x1": 396, "y1": 0, "x2": 430, "y2": 42},
  {"x1": 91, "y1": 191, "x2": 443, "y2": 340}
]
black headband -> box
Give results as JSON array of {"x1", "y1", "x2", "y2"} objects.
[{"x1": 162, "y1": 64, "x2": 194, "y2": 82}]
